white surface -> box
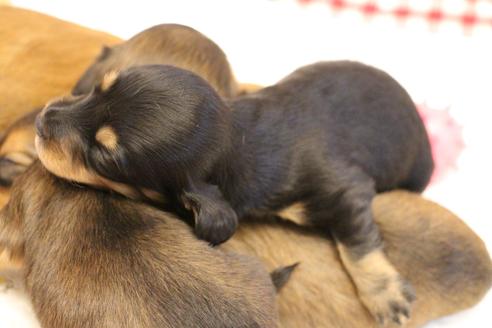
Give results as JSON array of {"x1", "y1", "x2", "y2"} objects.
[{"x1": 2, "y1": 0, "x2": 491, "y2": 327}]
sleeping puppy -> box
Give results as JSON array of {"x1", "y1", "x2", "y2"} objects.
[
  {"x1": 1, "y1": 189, "x2": 490, "y2": 327},
  {"x1": 34, "y1": 61, "x2": 434, "y2": 325},
  {"x1": 0, "y1": 23, "x2": 241, "y2": 188},
  {"x1": 0, "y1": 31, "x2": 232, "y2": 187},
  {"x1": 0, "y1": 161, "x2": 281, "y2": 328},
  {"x1": 225, "y1": 191, "x2": 492, "y2": 327},
  {"x1": 72, "y1": 23, "x2": 239, "y2": 98}
]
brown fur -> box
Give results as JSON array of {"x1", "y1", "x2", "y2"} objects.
[
  {"x1": 0, "y1": 186, "x2": 9, "y2": 212},
  {"x1": 237, "y1": 83, "x2": 264, "y2": 95},
  {"x1": 0, "y1": 176, "x2": 490, "y2": 327},
  {"x1": 0, "y1": 161, "x2": 279, "y2": 328},
  {"x1": 0, "y1": 7, "x2": 121, "y2": 131},
  {"x1": 72, "y1": 24, "x2": 239, "y2": 98},
  {"x1": 224, "y1": 191, "x2": 492, "y2": 328}
]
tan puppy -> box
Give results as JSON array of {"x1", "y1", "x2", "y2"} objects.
[
  {"x1": 223, "y1": 191, "x2": 492, "y2": 327},
  {"x1": 72, "y1": 24, "x2": 239, "y2": 98},
  {"x1": 0, "y1": 161, "x2": 281, "y2": 328},
  {"x1": 0, "y1": 7, "x2": 120, "y2": 131},
  {"x1": 1, "y1": 184, "x2": 490, "y2": 327}
]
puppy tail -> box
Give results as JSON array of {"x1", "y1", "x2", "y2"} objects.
[{"x1": 270, "y1": 262, "x2": 299, "y2": 292}]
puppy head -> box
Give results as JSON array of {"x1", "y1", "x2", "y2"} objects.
[
  {"x1": 72, "y1": 24, "x2": 238, "y2": 97},
  {"x1": 36, "y1": 65, "x2": 232, "y2": 199},
  {"x1": 0, "y1": 110, "x2": 39, "y2": 187}
]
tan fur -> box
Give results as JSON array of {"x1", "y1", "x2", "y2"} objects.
[
  {"x1": 36, "y1": 130, "x2": 158, "y2": 203},
  {"x1": 100, "y1": 71, "x2": 120, "y2": 92},
  {"x1": 74, "y1": 24, "x2": 240, "y2": 98},
  {"x1": 35, "y1": 133, "x2": 156, "y2": 202},
  {"x1": 0, "y1": 7, "x2": 120, "y2": 131},
  {"x1": 0, "y1": 121, "x2": 36, "y2": 159},
  {"x1": 338, "y1": 246, "x2": 412, "y2": 325},
  {"x1": 95, "y1": 126, "x2": 119, "y2": 150},
  {"x1": 0, "y1": 110, "x2": 39, "y2": 190},
  {"x1": 35, "y1": 135, "x2": 99, "y2": 186},
  {"x1": 0, "y1": 249, "x2": 22, "y2": 273},
  {"x1": 0, "y1": 187, "x2": 8, "y2": 208},
  {"x1": 238, "y1": 83, "x2": 263, "y2": 95},
  {"x1": 0, "y1": 186, "x2": 490, "y2": 326},
  {"x1": 224, "y1": 191, "x2": 492, "y2": 328},
  {"x1": 277, "y1": 202, "x2": 310, "y2": 226},
  {"x1": 0, "y1": 162, "x2": 279, "y2": 327},
  {"x1": 0, "y1": 249, "x2": 22, "y2": 288}
]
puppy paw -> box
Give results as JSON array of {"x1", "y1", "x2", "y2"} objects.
[
  {"x1": 360, "y1": 276, "x2": 415, "y2": 326},
  {"x1": 338, "y1": 247, "x2": 415, "y2": 326},
  {"x1": 194, "y1": 205, "x2": 238, "y2": 245},
  {"x1": 182, "y1": 182, "x2": 238, "y2": 245}
]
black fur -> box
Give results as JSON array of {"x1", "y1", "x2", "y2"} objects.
[
  {"x1": 270, "y1": 263, "x2": 299, "y2": 292},
  {"x1": 36, "y1": 61, "x2": 433, "y2": 254}
]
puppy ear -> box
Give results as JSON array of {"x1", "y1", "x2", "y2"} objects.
[
  {"x1": 98, "y1": 45, "x2": 113, "y2": 61},
  {"x1": 182, "y1": 181, "x2": 238, "y2": 245}
]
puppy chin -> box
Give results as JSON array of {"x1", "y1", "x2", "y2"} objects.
[
  {"x1": 35, "y1": 135, "x2": 144, "y2": 200},
  {"x1": 35, "y1": 135, "x2": 97, "y2": 186}
]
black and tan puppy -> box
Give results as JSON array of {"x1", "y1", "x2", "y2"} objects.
[
  {"x1": 0, "y1": 23, "x2": 241, "y2": 189},
  {"x1": 0, "y1": 161, "x2": 281, "y2": 328},
  {"x1": 72, "y1": 23, "x2": 238, "y2": 98},
  {"x1": 35, "y1": 61, "x2": 433, "y2": 324}
]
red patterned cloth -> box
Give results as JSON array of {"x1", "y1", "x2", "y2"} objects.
[{"x1": 298, "y1": 0, "x2": 492, "y2": 31}]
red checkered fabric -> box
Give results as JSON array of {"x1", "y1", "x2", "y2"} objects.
[{"x1": 298, "y1": 0, "x2": 492, "y2": 31}]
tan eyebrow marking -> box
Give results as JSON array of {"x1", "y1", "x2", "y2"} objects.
[
  {"x1": 95, "y1": 126, "x2": 118, "y2": 150},
  {"x1": 100, "y1": 70, "x2": 120, "y2": 92}
]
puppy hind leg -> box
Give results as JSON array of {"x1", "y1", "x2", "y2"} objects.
[{"x1": 307, "y1": 178, "x2": 415, "y2": 326}]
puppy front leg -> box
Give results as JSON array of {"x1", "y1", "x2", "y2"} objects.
[
  {"x1": 182, "y1": 181, "x2": 238, "y2": 245},
  {"x1": 309, "y1": 180, "x2": 415, "y2": 326}
]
